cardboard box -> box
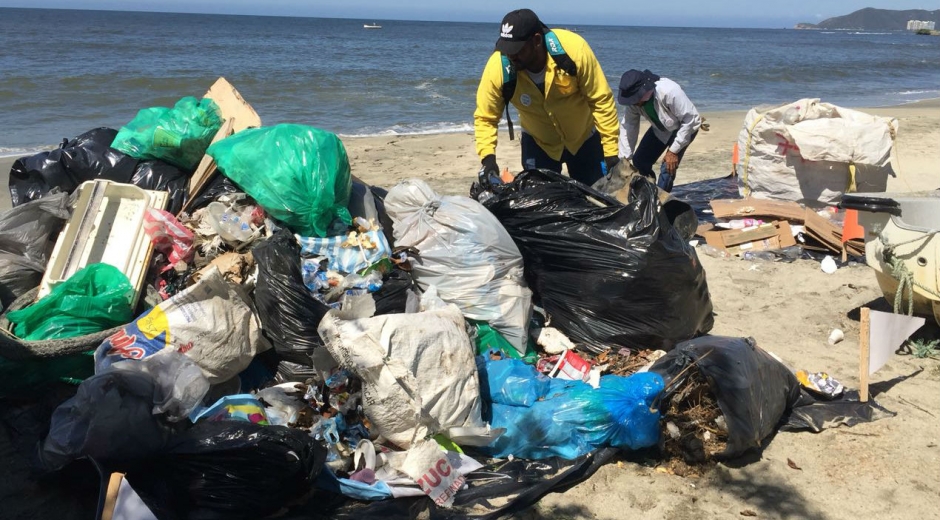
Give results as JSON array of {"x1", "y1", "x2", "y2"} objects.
[{"x1": 698, "y1": 220, "x2": 796, "y2": 255}]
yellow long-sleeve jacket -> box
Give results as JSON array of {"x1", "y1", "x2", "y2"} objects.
[{"x1": 474, "y1": 29, "x2": 620, "y2": 161}]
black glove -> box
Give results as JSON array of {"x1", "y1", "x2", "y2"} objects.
[
  {"x1": 480, "y1": 154, "x2": 501, "y2": 186},
  {"x1": 604, "y1": 156, "x2": 620, "y2": 174}
]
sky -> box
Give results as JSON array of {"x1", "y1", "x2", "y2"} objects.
[{"x1": 0, "y1": 1, "x2": 937, "y2": 28}]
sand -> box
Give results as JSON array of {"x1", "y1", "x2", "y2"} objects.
[{"x1": 1, "y1": 99, "x2": 938, "y2": 519}]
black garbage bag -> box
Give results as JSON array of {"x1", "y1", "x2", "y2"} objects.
[
  {"x1": 283, "y1": 447, "x2": 617, "y2": 520},
  {"x1": 480, "y1": 169, "x2": 713, "y2": 352},
  {"x1": 253, "y1": 230, "x2": 331, "y2": 366},
  {"x1": 9, "y1": 128, "x2": 139, "y2": 206},
  {"x1": 122, "y1": 421, "x2": 326, "y2": 520},
  {"x1": 373, "y1": 268, "x2": 418, "y2": 316},
  {"x1": 38, "y1": 362, "x2": 187, "y2": 471},
  {"x1": 0, "y1": 192, "x2": 70, "y2": 308},
  {"x1": 187, "y1": 174, "x2": 242, "y2": 212},
  {"x1": 649, "y1": 336, "x2": 802, "y2": 459},
  {"x1": 782, "y1": 388, "x2": 896, "y2": 432},
  {"x1": 131, "y1": 160, "x2": 190, "y2": 215}
]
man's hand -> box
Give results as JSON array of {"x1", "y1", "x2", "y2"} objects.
[
  {"x1": 480, "y1": 154, "x2": 501, "y2": 186},
  {"x1": 664, "y1": 150, "x2": 679, "y2": 175},
  {"x1": 604, "y1": 156, "x2": 619, "y2": 175}
]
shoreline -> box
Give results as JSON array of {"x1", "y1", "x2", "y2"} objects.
[
  {"x1": 1, "y1": 97, "x2": 938, "y2": 209},
  {"x1": 2, "y1": 97, "x2": 939, "y2": 159}
]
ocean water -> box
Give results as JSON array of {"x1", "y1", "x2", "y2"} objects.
[{"x1": 2, "y1": 8, "x2": 940, "y2": 155}]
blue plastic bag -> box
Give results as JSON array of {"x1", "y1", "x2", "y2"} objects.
[{"x1": 478, "y1": 357, "x2": 663, "y2": 460}]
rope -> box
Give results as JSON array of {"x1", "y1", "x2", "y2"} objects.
[{"x1": 881, "y1": 230, "x2": 940, "y2": 315}]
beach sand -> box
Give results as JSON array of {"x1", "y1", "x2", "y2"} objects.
[{"x1": 1, "y1": 100, "x2": 938, "y2": 519}]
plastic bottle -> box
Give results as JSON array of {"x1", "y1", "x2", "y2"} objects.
[
  {"x1": 657, "y1": 162, "x2": 674, "y2": 192},
  {"x1": 742, "y1": 250, "x2": 777, "y2": 262},
  {"x1": 699, "y1": 244, "x2": 731, "y2": 259}
]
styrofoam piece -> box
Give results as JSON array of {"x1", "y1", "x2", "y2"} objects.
[{"x1": 39, "y1": 180, "x2": 168, "y2": 307}]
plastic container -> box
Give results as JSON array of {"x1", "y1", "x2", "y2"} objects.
[
  {"x1": 39, "y1": 180, "x2": 168, "y2": 307},
  {"x1": 657, "y1": 162, "x2": 674, "y2": 192},
  {"x1": 206, "y1": 201, "x2": 254, "y2": 242}
]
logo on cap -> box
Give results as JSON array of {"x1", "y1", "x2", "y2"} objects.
[{"x1": 501, "y1": 23, "x2": 514, "y2": 38}]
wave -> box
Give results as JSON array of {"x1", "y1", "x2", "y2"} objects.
[
  {"x1": 340, "y1": 121, "x2": 474, "y2": 138},
  {"x1": 897, "y1": 89, "x2": 940, "y2": 96},
  {"x1": 0, "y1": 146, "x2": 50, "y2": 158}
]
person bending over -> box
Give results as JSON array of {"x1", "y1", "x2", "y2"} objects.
[{"x1": 617, "y1": 69, "x2": 701, "y2": 192}]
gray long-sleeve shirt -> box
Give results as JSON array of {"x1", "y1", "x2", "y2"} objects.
[{"x1": 618, "y1": 77, "x2": 702, "y2": 159}]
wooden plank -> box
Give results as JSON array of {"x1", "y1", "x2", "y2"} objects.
[
  {"x1": 710, "y1": 198, "x2": 806, "y2": 223},
  {"x1": 859, "y1": 307, "x2": 870, "y2": 403},
  {"x1": 204, "y1": 77, "x2": 261, "y2": 133}
]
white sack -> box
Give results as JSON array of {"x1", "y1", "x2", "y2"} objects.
[
  {"x1": 384, "y1": 179, "x2": 532, "y2": 354},
  {"x1": 736, "y1": 98, "x2": 898, "y2": 204},
  {"x1": 317, "y1": 302, "x2": 483, "y2": 449}
]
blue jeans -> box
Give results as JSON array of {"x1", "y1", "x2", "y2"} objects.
[
  {"x1": 631, "y1": 127, "x2": 698, "y2": 186},
  {"x1": 520, "y1": 130, "x2": 605, "y2": 185}
]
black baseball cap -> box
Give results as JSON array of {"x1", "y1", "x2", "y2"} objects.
[{"x1": 495, "y1": 9, "x2": 546, "y2": 55}]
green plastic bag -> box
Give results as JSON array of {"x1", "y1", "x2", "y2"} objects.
[
  {"x1": 470, "y1": 320, "x2": 538, "y2": 364},
  {"x1": 6, "y1": 263, "x2": 135, "y2": 341},
  {"x1": 208, "y1": 124, "x2": 352, "y2": 237},
  {"x1": 112, "y1": 96, "x2": 222, "y2": 171}
]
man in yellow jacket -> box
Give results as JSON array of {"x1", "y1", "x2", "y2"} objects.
[{"x1": 474, "y1": 9, "x2": 620, "y2": 186}]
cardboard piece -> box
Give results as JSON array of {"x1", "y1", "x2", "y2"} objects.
[
  {"x1": 204, "y1": 77, "x2": 261, "y2": 133},
  {"x1": 698, "y1": 220, "x2": 796, "y2": 255},
  {"x1": 710, "y1": 198, "x2": 806, "y2": 223},
  {"x1": 182, "y1": 117, "x2": 235, "y2": 214},
  {"x1": 803, "y1": 207, "x2": 865, "y2": 257}
]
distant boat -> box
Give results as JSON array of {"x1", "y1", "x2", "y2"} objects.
[{"x1": 363, "y1": 22, "x2": 382, "y2": 29}]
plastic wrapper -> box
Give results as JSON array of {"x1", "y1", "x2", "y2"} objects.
[
  {"x1": 479, "y1": 169, "x2": 713, "y2": 352},
  {"x1": 94, "y1": 266, "x2": 270, "y2": 384},
  {"x1": 8, "y1": 127, "x2": 139, "y2": 206},
  {"x1": 6, "y1": 263, "x2": 134, "y2": 341},
  {"x1": 253, "y1": 230, "x2": 331, "y2": 366},
  {"x1": 208, "y1": 124, "x2": 352, "y2": 237},
  {"x1": 478, "y1": 357, "x2": 663, "y2": 460},
  {"x1": 122, "y1": 421, "x2": 326, "y2": 520},
  {"x1": 111, "y1": 96, "x2": 222, "y2": 171}
]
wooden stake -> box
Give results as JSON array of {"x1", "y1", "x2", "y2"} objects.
[
  {"x1": 859, "y1": 307, "x2": 870, "y2": 403},
  {"x1": 100, "y1": 472, "x2": 124, "y2": 520}
]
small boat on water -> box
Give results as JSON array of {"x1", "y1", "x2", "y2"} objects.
[{"x1": 363, "y1": 22, "x2": 382, "y2": 29}]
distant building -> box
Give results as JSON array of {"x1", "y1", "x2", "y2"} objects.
[{"x1": 907, "y1": 20, "x2": 936, "y2": 31}]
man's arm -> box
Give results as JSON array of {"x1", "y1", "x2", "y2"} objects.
[
  {"x1": 473, "y1": 52, "x2": 506, "y2": 160},
  {"x1": 661, "y1": 81, "x2": 702, "y2": 154},
  {"x1": 574, "y1": 39, "x2": 620, "y2": 158},
  {"x1": 618, "y1": 106, "x2": 641, "y2": 160}
]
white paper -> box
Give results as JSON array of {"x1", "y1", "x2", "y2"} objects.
[{"x1": 869, "y1": 310, "x2": 925, "y2": 375}]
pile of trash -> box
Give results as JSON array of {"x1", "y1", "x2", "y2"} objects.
[{"x1": 0, "y1": 79, "x2": 894, "y2": 519}]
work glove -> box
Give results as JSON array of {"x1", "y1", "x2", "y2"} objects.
[
  {"x1": 479, "y1": 154, "x2": 501, "y2": 187},
  {"x1": 604, "y1": 156, "x2": 620, "y2": 174}
]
